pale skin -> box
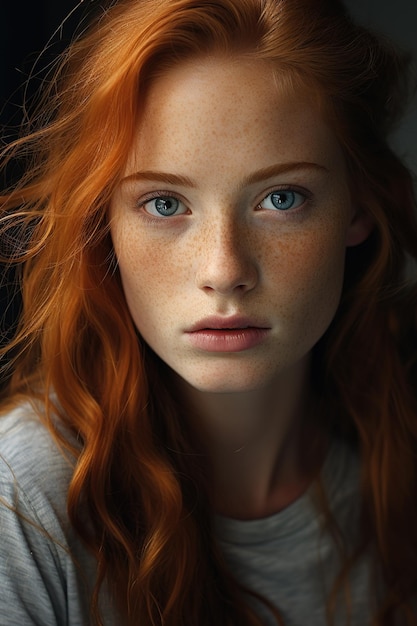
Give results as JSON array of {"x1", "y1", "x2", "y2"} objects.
[{"x1": 109, "y1": 55, "x2": 372, "y2": 520}]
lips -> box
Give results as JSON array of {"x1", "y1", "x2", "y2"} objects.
[{"x1": 185, "y1": 316, "x2": 271, "y2": 352}]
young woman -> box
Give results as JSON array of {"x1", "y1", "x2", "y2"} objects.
[{"x1": 1, "y1": 0, "x2": 416, "y2": 624}]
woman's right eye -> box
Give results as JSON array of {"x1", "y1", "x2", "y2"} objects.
[{"x1": 141, "y1": 195, "x2": 186, "y2": 217}]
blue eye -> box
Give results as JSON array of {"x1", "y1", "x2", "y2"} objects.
[
  {"x1": 260, "y1": 190, "x2": 305, "y2": 211},
  {"x1": 143, "y1": 195, "x2": 185, "y2": 217}
]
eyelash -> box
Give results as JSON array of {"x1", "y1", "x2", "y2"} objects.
[{"x1": 136, "y1": 186, "x2": 311, "y2": 220}]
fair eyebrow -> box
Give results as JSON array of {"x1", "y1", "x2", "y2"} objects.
[{"x1": 120, "y1": 161, "x2": 329, "y2": 188}]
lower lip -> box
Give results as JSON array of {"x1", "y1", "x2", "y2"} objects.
[{"x1": 186, "y1": 328, "x2": 270, "y2": 352}]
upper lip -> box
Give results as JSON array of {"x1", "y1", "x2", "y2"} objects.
[{"x1": 186, "y1": 315, "x2": 270, "y2": 332}]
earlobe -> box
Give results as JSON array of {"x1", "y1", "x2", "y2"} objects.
[{"x1": 345, "y1": 210, "x2": 375, "y2": 247}]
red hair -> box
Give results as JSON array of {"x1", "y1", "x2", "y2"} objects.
[{"x1": 1, "y1": 0, "x2": 417, "y2": 624}]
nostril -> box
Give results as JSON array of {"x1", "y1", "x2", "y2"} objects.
[{"x1": 199, "y1": 272, "x2": 258, "y2": 296}]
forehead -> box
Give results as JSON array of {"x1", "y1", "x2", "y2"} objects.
[{"x1": 125, "y1": 56, "x2": 345, "y2": 178}]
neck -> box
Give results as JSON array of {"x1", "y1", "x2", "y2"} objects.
[{"x1": 178, "y1": 357, "x2": 327, "y2": 520}]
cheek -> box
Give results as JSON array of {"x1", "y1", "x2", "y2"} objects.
[
  {"x1": 265, "y1": 225, "x2": 348, "y2": 317},
  {"x1": 112, "y1": 226, "x2": 186, "y2": 330}
]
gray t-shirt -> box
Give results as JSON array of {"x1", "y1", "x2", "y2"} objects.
[
  {"x1": 215, "y1": 441, "x2": 373, "y2": 625},
  {"x1": 0, "y1": 404, "x2": 119, "y2": 625},
  {"x1": 1, "y1": 403, "x2": 373, "y2": 625}
]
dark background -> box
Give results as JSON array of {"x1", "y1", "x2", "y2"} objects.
[
  {"x1": 1, "y1": 1, "x2": 101, "y2": 135},
  {"x1": 348, "y1": 0, "x2": 417, "y2": 175},
  {"x1": 1, "y1": 1, "x2": 92, "y2": 363},
  {"x1": 1, "y1": 0, "x2": 416, "y2": 371}
]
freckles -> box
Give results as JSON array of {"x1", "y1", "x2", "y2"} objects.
[
  {"x1": 114, "y1": 232, "x2": 160, "y2": 301},
  {"x1": 263, "y1": 226, "x2": 346, "y2": 311}
]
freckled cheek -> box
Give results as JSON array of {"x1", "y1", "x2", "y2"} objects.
[
  {"x1": 263, "y1": 228, "x2": 347, "y2": 310},
  {"x1": 115, "y1": 233, "x2": 192, "y2": 308}
]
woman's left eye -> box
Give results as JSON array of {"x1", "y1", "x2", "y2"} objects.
[
  {"x1": 259, "y1": 190, "x2": 306, "y2": 212},
  {"x1": 141, "y1": 195, "x2": 187, "y2": 217}
]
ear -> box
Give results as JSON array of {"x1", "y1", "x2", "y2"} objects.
[{"x1": 345, "y1": 209, "x2": 375, "y2": 247}]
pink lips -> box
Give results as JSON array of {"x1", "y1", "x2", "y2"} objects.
[{"x1": 185, "y1": 316, "x2": 270, "y2": 352}]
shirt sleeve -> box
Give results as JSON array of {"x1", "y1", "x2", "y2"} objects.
[
  {"x1": 0, "y1": 406, "x2": 122, "y2": 626},
  {"x1": 0, "y1": 455, "x2": 70, "y2": 626}
]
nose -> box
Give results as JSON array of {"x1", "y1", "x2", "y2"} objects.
[{"x1": 195, "y1": 216, "x2": 259, "y2": 296}]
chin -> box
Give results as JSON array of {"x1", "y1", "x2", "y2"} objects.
[{"x1": 178, "y1": 370, "x2": 275, "y2": 395}]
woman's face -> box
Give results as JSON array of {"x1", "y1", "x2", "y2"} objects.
[{"x1": 109, "y1": 56, "x2": 368, "y2": 393}]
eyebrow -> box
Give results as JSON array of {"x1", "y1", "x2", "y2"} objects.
[{"x1": 120, "y1": 161, "x2": 329, "y2": 187}]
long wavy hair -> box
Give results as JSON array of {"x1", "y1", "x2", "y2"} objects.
[{"x1": 1, "y1": 0, "x2": 417, "y2": 624}]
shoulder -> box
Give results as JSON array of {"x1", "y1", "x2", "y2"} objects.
[
  {"x1": 0, "y1": 401, "x2": 76, "y2": 529},
  {"x1": 0, "y1": 402, "x2": 99, "y2": 625}
]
